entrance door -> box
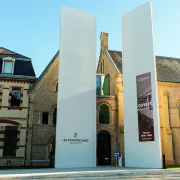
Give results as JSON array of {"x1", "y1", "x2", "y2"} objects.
[
  {"x1": 49, "y1": 139, "x2": 55, "y2": 167},
  {"x1": 3, "y1": 126, "x2": 18, "y2": 157},
  {"x1": 97, "y1": 130, "x2": 111, "y2": 165}
]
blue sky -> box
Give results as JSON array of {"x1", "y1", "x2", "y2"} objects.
[{"x1": 1, "y1": 0, "x2": 180, "y2": 76}]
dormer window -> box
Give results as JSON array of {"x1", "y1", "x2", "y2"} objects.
[{"x1": 2, "y1": 57, "x2": 15, "y2": 74}]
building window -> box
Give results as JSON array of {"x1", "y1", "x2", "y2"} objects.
[
  {"x1": 2, "y1": 57, "x2": 15, "y2": 74},
  {"x1": 3, "y1": 127, "x2": 18, "y2": 157},
  {"x1": 11, "y1": 88, "x2": 21, "y2": 107},
  {"x1": 56, "y1": 83, "x2": 58, "y2": 92},
  {"x1": 42, "y1": 112, "x2": 49, "y2": 124},
  {"x1": 3, "y1": 61, "x2": 13, "y2": 74},
  {"x1": 53, "y1": 107, "x2": 57, "y2": 125},
  {"x1": 53, "y1": 81, "x2": 58, "y2": 93},
  {"x1": 96, "y1": 75, "x2": 101, "y2": 95},
  {"x1": 101, "y1": 62, "x2": 103, "y2": 73},
  {"x1": 99, "y1": 104, "x2": 110, "y2": 124},
  {"x1": 96, "y1": 74, "x2": 110, "y2": 95}
]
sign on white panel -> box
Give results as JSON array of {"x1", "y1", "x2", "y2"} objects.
[
  {"x1": 122, "y1": 2, "x2": 162, "y2": 168},
  {"x1": 55, "y1": 7, "x2": 96, "y2": 168},
  {"x1": 136, "y1": 72, "x2": 155, "y2": 142}
]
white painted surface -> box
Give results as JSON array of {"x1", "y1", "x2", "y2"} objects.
[
  {"x1": 122, "y1": 2, "x2": 162, "y2": 168},
  {"x1": 55, "y1": 7, "x2": 96, "y2": 168}
]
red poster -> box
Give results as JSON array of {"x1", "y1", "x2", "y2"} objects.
[{"x1": 136, "y1": 72, "x2": 155, "y2": 142}]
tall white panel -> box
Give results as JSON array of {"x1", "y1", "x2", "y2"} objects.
[
  {"x1": 122, "y1": 2, "x2": 162, "y2": 168},
  {"x1": 55, "y1": 7, "x2": 96, "y2": 168}
]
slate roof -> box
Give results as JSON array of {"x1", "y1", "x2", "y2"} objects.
[
  {"x1": 108, "y1": 50, "x2": 180, "y2": 83},
  {"x1": 0, "y1": 47, "x2": 36, "y2": 78}
]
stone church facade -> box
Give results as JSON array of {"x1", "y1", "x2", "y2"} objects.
[
  {"x1": 25, "y1": 32, "x2": 180, "y2": 167},
  {"x1": 97, "y1": 32, "x2": 180, "y2": 166}
]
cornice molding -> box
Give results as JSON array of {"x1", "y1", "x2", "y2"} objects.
[
  {"x1": 0, "y1": 117, "x2": 26, "y2": 121},
  {"x1": 2, "y1": 56, "x2": 15, "y2": 61},
  {"x1": 0, "y1": 78, "x2": 35, "y2": 84},
  {"x1": 157, "y1": 82, "x2": 180, "y2": 88}
]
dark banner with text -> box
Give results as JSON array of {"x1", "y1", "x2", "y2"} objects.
[{"x1": 136, "y1": 72, "x2": 155, "y2": 142}]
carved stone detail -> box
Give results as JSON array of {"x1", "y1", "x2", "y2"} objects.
[
  {"x1": 120, "y1": 125, "x2": 124, "y2": 133},
  {"x1": 97, "y1": 125, "x2": 117, "y2": 139}
]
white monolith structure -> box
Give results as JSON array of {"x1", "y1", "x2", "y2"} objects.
[
  {"x1": 122, "y1": 2, "x2": 162, "y2": 168},
  {"x1": 55, "y1": 7, "x2": 96, "y2": 168}
]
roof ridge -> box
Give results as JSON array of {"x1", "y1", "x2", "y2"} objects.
[
  {"x1": 106, "y1": 49, "x2": 180, "y2": 83},
  {"x1": 156, "y1": 55, "x2": 180, "y2": 60},
  {"x1": 107, "y1": 49, "x2": 180, "y2": 60}
]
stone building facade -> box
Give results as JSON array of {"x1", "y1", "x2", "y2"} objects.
[
  {"x1": 26, "y1": 32, "x2": 180, "y2": 167},
  {"x1": 97, "y1": 32, "x2": 180, "y2": 165},
  {"x1": 25, "y1": 48, "x2": 119, "y2": 166},
  {"x1": 0, "y1": 47, "x2": 36, "y2": 166},
  {"x1": 25, "y1": 52, "x2": 59, "y2": 166}
]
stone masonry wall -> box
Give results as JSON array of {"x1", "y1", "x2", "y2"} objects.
[
  {"x1": 26, "y1": 54, "x2": 59, "y2": 165},
  {"x1": 33, "y1": 54, "x2": 59, "y2": 111},
  {"x1": 159, "y1": 82, "x2": 180, "y2": 164},
  {"x1": 32, "y1": 125, "x2": 56, "y2": 145},
  {"x1": 31, "y1": 146, "x2": 47, "y2": 160},
  {"x1": 0, "y1": 158, "x2": 24, "y2": 166}
]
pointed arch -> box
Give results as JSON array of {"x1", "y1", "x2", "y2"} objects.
[
  {"x1": 97, "y1": 102, "x2": 112, "y2": 111},
  {"x1": 97, "y1": 126, "x2": 116, "y2": 139},
  {"x1": 99, "y1": 104, "x2": 110, "y2": 124}
]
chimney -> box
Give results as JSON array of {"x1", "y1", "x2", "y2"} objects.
[{"x1": 100, "y1": 32, "x2": 109, "y2": 50}]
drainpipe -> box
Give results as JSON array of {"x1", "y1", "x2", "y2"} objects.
[{"x1": 24, "y1": 95, "x2": 30, "y2": 167}]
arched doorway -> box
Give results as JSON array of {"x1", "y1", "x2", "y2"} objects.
[
  {"x1": 49, "y1": 138, "x2": 55, "y2": 167},
  {"x1": 97, "y1": 130, "x2": 111, "y2": 166}
]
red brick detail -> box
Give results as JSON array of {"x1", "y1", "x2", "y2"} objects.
[{"x1": 0, "y1": 119, "x2": 19, "y2": 126}]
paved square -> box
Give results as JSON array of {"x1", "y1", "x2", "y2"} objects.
[{"x1": 0, "y1": 167, "x2": 180, "y2": 179}]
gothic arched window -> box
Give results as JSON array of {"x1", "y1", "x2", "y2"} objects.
[{"x1": 99, "y1": 104, "x2": 110, "y2": 124}]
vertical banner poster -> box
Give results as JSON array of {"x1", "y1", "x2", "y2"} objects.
[{"x1": 136, "y1": 72, "x2": 155, "y2": 142}]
